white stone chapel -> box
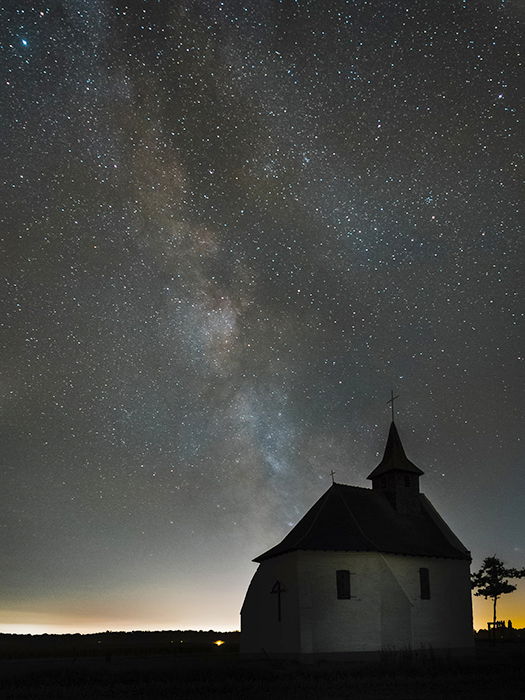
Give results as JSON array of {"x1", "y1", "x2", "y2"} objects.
[{"x1": 240, "y1": 420, "x2": 474, "y2": 658}]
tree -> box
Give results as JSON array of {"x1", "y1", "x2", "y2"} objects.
[{"x1": 471, "y1": 556, "x2": 525, "y2": 632}]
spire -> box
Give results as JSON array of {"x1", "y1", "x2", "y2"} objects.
[
  {"x1": 367, "y1": 421, "x2": 424, "y2": 513},
  {"x1": 367, "y1": 422, "x2": 424, "y2": 480}
]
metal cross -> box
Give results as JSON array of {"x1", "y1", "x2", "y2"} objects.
[
  {"x1": 330, "y1": 470, "x2": 336, "y2": 484},
  {"x1": 271, "y1": 580, "x2": 285, "y2": 622},
  {"x1": 387, "y1": 389, "x2": 399, "y2": 421}
]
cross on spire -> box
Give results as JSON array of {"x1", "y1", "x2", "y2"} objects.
[
  {"x1": 387, "y1": 389, "x2": 399, "y2": 422},
  {"x1": 330, "y1": 470, "x2": 336, "y2": 484}
]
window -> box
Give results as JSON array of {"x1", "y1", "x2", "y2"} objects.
[
  {"x1": 336, "y1": 570, "x2": 351, "y2": 599},
  {"x1": 419, "y1": 567, "x2": 430, "y2": 599}
]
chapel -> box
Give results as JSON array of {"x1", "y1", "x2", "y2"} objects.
[{"x1": 240, "y1": 420, "x2": 474, "y2": 658}]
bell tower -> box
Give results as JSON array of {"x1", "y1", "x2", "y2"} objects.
[{"x1": 367, "y1": 394, "x2": 424, "y2": 514}]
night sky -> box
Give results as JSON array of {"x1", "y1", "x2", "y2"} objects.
[{"x1": 2, "y1": 0, "x2": 523, "y2": 634}]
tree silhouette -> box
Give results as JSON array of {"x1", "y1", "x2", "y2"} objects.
[{"x1": 471, "y1": 556, "x2": 525, "y2": 633}]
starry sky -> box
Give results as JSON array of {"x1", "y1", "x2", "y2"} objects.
[{"x1": 1, "y1": 0, "x2": 523, "y2": 634}]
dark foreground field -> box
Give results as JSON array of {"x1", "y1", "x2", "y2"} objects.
[{"x1": 1, "y1": 638, "x2": 524, "y2": 699}]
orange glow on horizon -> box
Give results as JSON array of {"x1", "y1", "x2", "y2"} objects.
[
  {"x1": 472, "y1": 595, "x2": 525, "y2": 631},
  {"x1": 1, "y1": 584, "x2": 524, "y2": 636},
  {"x1": 0, "y1": 621, "x2": 241, "y2": 635}
]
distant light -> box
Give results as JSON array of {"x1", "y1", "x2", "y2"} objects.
[
  {"x1": 213, "y1": 639, "x2": 225, "y2": 646},
  {"x1": 21, "y1": 39, "x2": 29, "y2": 47}
]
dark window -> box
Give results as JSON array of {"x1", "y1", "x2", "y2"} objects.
[
  {"x1": 336, "y1": 570, "x2": 351, "y2": 599},
  {"x1": 419, "y1": 567, "x2": 430, "y2": 599},
  {"x1": 404, "y1": 475, "x2": 410, "y2": 487}
]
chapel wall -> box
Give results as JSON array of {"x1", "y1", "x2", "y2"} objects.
[
  {"x1": 297, "y1": 551, "x2": 382, "y2": 653},
  {"x1": 382, "y1": 554, "x2": 474, "y2": 650},
  {"x1": 296, "y1": 551, "x2": 473, "y2": 654},
  {"x1": 240, "y1": 552, "x2": 301, "y2": 654}
]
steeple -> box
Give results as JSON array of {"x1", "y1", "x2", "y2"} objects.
[
  {"x1": 368, "y1": 422, "x2": 424, "y2": 480},
  {"x1": 367, "y1": 421, "x2": 424, "y2": 514}
]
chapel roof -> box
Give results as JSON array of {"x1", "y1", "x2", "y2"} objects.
[
  {"x1": 254, "y1": 483, "x2": 470, "y2": 562},
  {"x1": 367, "y1": 421, "x2": 424, "y2": 479}
]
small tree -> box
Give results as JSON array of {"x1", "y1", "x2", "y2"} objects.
[{"x1": 471, "y1": 556, "x2": 525, "y2": 632}]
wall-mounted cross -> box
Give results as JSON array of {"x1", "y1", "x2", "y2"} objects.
[
  {"x1": 387, "y1": 389, "x2": 399, "y2": 421},
  {"x1": 271, "y1": 580, "x2": 285, "y2": 622}
]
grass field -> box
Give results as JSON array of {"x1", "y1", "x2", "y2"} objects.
[{"x1": 1, "y1": 640, "x2": 524, "y2": 699}]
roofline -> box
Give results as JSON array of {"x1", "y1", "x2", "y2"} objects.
[
  {"x1": 254, "y1": 547, "x2": 471, "y2": 563},
  {"x1": 367, "y1": 464, "x2": 424, "y2": 479}
]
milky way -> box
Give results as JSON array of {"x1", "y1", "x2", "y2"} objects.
[{"x1": 1, "y1": 0, "x2": 523, "y2": 632}]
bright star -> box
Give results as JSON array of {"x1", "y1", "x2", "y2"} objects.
[{"x1": 21, "y1": 38, "x2": 28, "y2": 47}]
